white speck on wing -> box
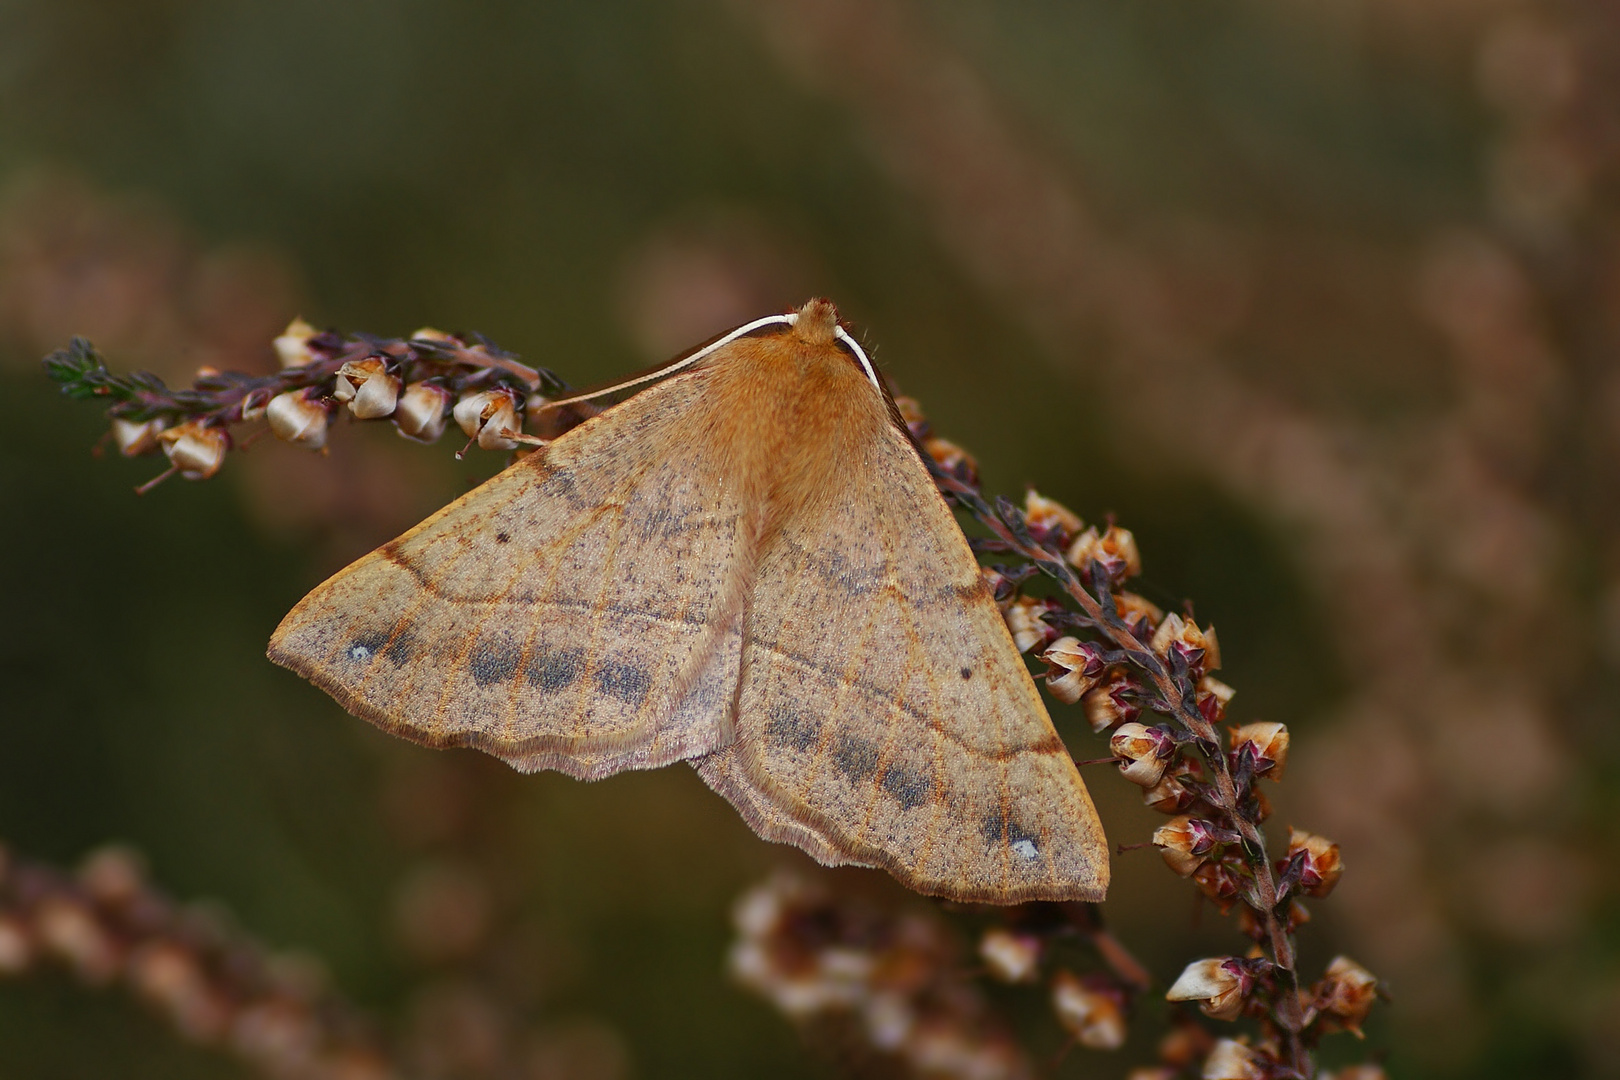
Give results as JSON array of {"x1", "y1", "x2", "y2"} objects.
[
  {"x1": 1011, "y1": 839, "x2": 1039, "y2": 861},
  {"x1": 348, "y1": 645, "x2": 373, "y2": 662}
]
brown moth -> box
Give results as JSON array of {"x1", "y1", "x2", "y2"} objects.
[{"x1": 268, "y1": 299, "x2": 1109, "y2": 903}]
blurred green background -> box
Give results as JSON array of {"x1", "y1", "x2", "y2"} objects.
[{"x1": 1, "y1": 0, "x2": 1612, "y2": 1077}]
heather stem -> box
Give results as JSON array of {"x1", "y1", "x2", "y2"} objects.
[{"x1": 931, "y1": 466, "x2": 1312, "y2": 1076}]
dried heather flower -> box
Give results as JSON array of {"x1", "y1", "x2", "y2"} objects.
[
  {"x1": 978, "y1": 928, "x2": 1041, "y2": 984},
  {"x1": 1165, "y1": 958, "x2": 1248, "y2": 1022},
  {"x1": 266, "y1": 389, "x2": 330, "y2": 450},
  {"x1": 1082, "y1": 670, "x2": 1141, "y2": 733},
  {"x1": 1229, "y1": 722, "x2": 1289, "y2": 780},
  {"x1": 1321, "y1": 1065, "x2": 1388, "y2": 1080},
  {"x1": 1200, "y1": 1038, "x2": 1266, "y2": 1080},
  {"x1": 1110, "y1": 723, "x2": 1177, "y2": 787},
  {"x1": 1285, "y1": 828, "x2": 1343, "y2": 898},
  {"x1": 273, "y1": 317, "x2": 320, "y2": 369},
  {"x1": 334, "y1": 358, "x2": 401, "y2": 419},
  {"x1": 36, "y1": 896, "x2": 120, "y2": 984},
  {"x1": 1039, "y1": 636, "x2": 1107, "y2": 704},
  {"x1": 1150, "y1": 613, "x2": 1221, "y2": 677},
  {"x1": 1313, "y1": 956, "x2": 1379, "y2": 1036},
  {"x1": 1142, "y1": 761, "x2": 1199, "y2": 814},
  {"x1": 1192, "y1": 860, "x2": 1246, "y2": 914},
  {"x1": 394, "y1": 382, "x2": 453, "y2": 443},
  {"x1": 1152, "y1": 816, "x2": 1229, "y2": 876},
  {"x1": 454, "y1": 387, "x2": 524, "y2": 451},
  {"x1": 1003, "y1": 596, "x2": 1054, "y2": 654},
  {"x1": 1126, "y1": 1069, "x2": 1178, "y2": 1080},
  {"x1": 1023, "y1": 489, "x2": 1083, "y2": 546},
  {"x1": 112, "y1": 417, "x2": 164, "y2": 457},
  {"x1": 1115, "y1": 591, "x2": 1163, "y2": 639},
  {"x1": 1066, "y1": 524, "x2": 1141, "y2": 581},
  {"x1": 1051, "y1": 970, "x2": 1127, "y2": 1050},
  {"x1": 1196, "y1": 675, "x2": 1235, "y2": 723},
  {"x1": 160, "y1": 422, "x2": 228, "y2": 480},
  {"x1": 921, "y1": 434, "x2": 977, "y2": 481}
]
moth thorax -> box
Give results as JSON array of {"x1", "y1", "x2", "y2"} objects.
[{"x1": 794, "y1": 298, "x2": 839, "y2": 346}]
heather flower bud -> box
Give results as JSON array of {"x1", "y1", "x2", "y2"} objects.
[
  {"x1": 1314, "y1": 956, "x2": 1379, "y2": 1036},
  {"x1": 1040, "y1": 636, "x2": 1107, "y2": 704},
  {"x1": 1051, "y1": 971, "x2": 1127, "y2": 1050},
  {"x1": 1126, "y1": 1069, "x2": 1178, "y2": 1080},
  {"x1": 1150, "y1": 613, "x2": 1221, "y2": 677},
  {"x1": 1142, "y1": 761, "x2": 1199, "y2": 814},
  {"x1": 1152, "y1": 815, "x2": 1223, "y2": 877},
  {"x1": 1066, "y1": 524, "x2": 1142, "y2": 581},
  {"x1": 36, "y1": 896, "x2": 119, "y2": 983},
  {"x1": 267, "y1": 389, "x2": 330, "y2": 450},
  {"x1": 454, "y1": 387, "x2": 524, "y2": 451},
  {"x1": 1284, "y1": 828, "x2": 1343, "y2": 898},
  {"x1": 1200, "y1": 1038, "x2": 1266, "y2": 1079},
  {"x1": 394, "y1": 382, "x2": 452, "y2": 443},
  {"x1": 273, "y1": 317, "x2": 319, "y2": 369},
  {"x1": 1192, "y1": 860, "x2": 1245, "y2": 913},
  {"x1": 335, "y1": 358, "x2": 402, "y2": 419},
  {"x1": 1082, "y1": 670, "x2": 1141, "y2": 733},
  {"x1": 922, "y1": 434, "x2": 977, "y2": 481},
  {"x1": 1165, "y1": 958, "x2": 1249, "y2": 1022},
  {"x1": 112, "y1": 417, "x2": 164, "y2": 457},
  {"x1": 1003, "y1": 596, "x2": 1055, "y2": 654},
  {"x1": 1322, "y1": 1066, "x2": 1387, "y2": 1080},
  {"x1": 1023, "y1": 490, "x2": 1083, "y2": 546},
  {"x1": 1110, "y1": 722, "x2": 1176, "y2": 787},
  {"x1": 1197, "y1": 675, "x2": 1235, "y2": 722},
  {"x1": 159, "y1": 422, "x2": 227, "y2": 481},
  {"x1": 978, "y1": 928, "x2": 1041, "y2": 984},
  {"x1": 409, "y1": 326, "x2": 457, "y2": 345},
  {"x1": 1229, "y1": 722, "x2": 1288, "y2": 780},
  {"x1": 1116, "y1": 591, "x2": 1163, "y2": 639}
]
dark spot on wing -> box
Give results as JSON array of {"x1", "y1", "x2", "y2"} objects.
[
  {"x1": 469, "y1": 640, "x2": 521, "y2": 686},
  {"x1": 832, "y1": 734, "x2": 879, "y2": 782},
  {"x1": 527, "y1": 647, "x2": 583, "y2": 692},
  {"x1": 383, "y1": 630, "x2": 416, "y2": 666},
  {"x1": 960, "y1": 666, "x2": 972, "y2": 680},
  {"x1": 881, "y1": 763, "x2": 932, "y2": 810},
  {"x1": 766, "y1": 704, "x2": 821, "y2": 752},
  {"x1": 495, "y1": 532, "x2": 511, "y2": 544},
  {"x1": 595, "y1": 658, "x2": 651, "y2": 706},
  {"x1": 981, "y1": 806, "x2": 1039, "y2": 847},
  {"x1": 346, "y1": 631, "x2": 389, "y2": 663}
]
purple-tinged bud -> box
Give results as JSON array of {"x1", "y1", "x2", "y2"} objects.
[
  {"x1": 267, "y1": 389, "x2": 330, "y2": 450},
  {"x1": 1142, "y1": 760, "x2": 1200, "y2": 814},
  {"x1": 1312, "y1": 955, "x2": 1379, "y2": 1036},
  {"x1": 1197, "y1": 675, "x2": 1235, "y2": 723},
  {"x1": 1110, "y1": 722, "x2": 1177, "y2": 787},
  {"x1": 159, "y1": 422, "x2": 228, "y2": 480},
  {"x1": 1115, "y1": 591, "x2": 1163, "y2": 640},
  {"x1": 1284, "y1": 828, "x2": 1343, "y2": 898},
  {"x1": 273, "y1": 317, "x2": 319, "y2": 369},
  {"x1": 454, "y1": 387, "x2": 524, "y2": 451},
  {"x1": 1066, "y1": 524, "x2": 1142, "y2": 581},
  {"x1": 1024, "y1": 490, "x2": 1083, "y2": 548},
  {"x1": 1082, "y1": 670, "x2": 1141, "y2": 733},
  {"x1": 335, "y1": 358, "x2": 401, "y2": 419},
  {"x1": 112, "y1": 417, "x2": 164, "y2": 457},
  {"x1": 1051, "y1": 970, "x2": 1127, "y2": 1050},
  {"x1": 1150, "y1": 613, "x2": 1221, "y2": 678},
  {"x1": 979, "y1": 928, "x2": 1041, "y2": 984},
  {"x1": 1165, "y1": 958, "x2": 1250, "y2": 1022},
  {"x1": 1040, "y1": 636, "x2": 1107, "y2": 704},
  {"x1": 1193, "y1": 860, "x2": 1246, "y2": 914},
  {"x1": 394, "y1": 382, "x2": 452, "y2": 443},
  {"x1": 1229, "y1": 722, "x2": 1288, "y2": 781},
  {"x1": 1153, "y1": 815, "x2": 1220, "y2": 876}
]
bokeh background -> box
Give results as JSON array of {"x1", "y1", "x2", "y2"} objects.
[{"x1": 0, "y1": 0, "x2": 1614, "y2": 1076}]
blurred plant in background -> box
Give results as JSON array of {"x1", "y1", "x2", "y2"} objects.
[{"x1": 3, "y1": 0, "x2": 1619, "y2": 1076}]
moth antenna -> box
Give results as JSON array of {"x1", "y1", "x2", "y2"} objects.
[{"x1": 534, "y1": 312, "x2": 799, "y2": 413}]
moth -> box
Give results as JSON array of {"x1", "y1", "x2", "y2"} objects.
[{"x1": 269, "y1": 299, "x2": 1109, "y2": 903}]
